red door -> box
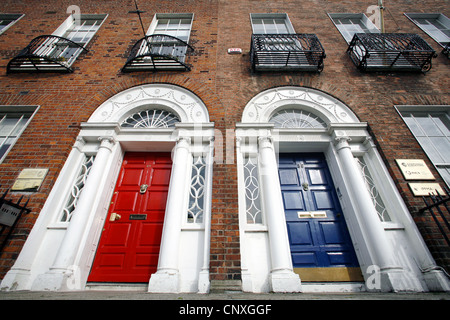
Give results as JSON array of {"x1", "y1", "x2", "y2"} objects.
[{"x1": 88, "y1": 152, "x2": 172, "y2": 283}]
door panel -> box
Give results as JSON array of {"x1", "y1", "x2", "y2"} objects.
[
  {"x1": 279, "y1": 153, "x2": 362, "y2": 281},
  {"x1": 88, "y1": 152, "x2": 172, "y2": 283}
]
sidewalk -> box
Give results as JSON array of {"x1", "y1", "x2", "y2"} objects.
[{"x1": 0, "y1": 290, "x2": 449, "y2": 300}]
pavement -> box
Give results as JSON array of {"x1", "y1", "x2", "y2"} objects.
[{"x1": 0, "y1": 290, "x2": 449, "y2": 300}]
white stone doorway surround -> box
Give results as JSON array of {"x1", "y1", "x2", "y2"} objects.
[
  {"x1": 235, "y1": 86, "x2": 450, "y2": 293},
  {"x1": 1, "y1": 84, "x2": 215, "y2": 293}
]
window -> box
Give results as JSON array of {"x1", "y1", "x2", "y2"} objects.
[
  {"x1": 146, "y1": 13, "x2": 194, "y2": 62},
  {"x1": 269, "y1": 109, "x2": 327, "y2": 128},
  {"x1": 60, "y1": 155, "x2": 95, "y2": 223},
  {"x1": 249, "y1": 13, "x2": 327, "y2": 72},
  {"x1": 243, "y1": 155, "x2": 262, "y2": 224},
  {"x1": 188, "y1": 155, "x2": 206, "y2": 224},
  {"x1": 397, "y1": 106, "x2": 450, "y2": 187},
  {"x1": 0, "y1": 106, "x2": 38, "y2": 163},
  {"x1": 51, "y1": 14, "x2": 107, "y2": 66},
  {"x1": 0, "y1": 13, "x2": 24, "y2": 35},
  {"x1": 149, "y1": 13, "x2": 193, "y2": 42},
  {"x1": 405, "y1": 13, "x2": 450, "y2": 48},
  {"x1": 122, "y1": 13, "x2": 195, "y2": 72},
  {"x1": 250, "y1": 13, "x2": 295, "y2": 34},
  {"x1": 7, "y1": 14, "x2": 106, "y2": 73},
  {"x1": 120, "y1": 109, "x2": 180, "y2": 128},
  {"x1": 328, "y1": 13, "x2": 380, "y2": 43}
]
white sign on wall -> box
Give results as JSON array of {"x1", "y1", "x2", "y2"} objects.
[{"x1": 396, "y1": 159, "x2": 435, "y2": 180}]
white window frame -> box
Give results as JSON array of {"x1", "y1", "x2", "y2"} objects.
[
  {"x1": 147, "y1": 13, "x2": 194, "y2": 41},
  {"x1": 139, "y1": 13, "x2": 194, "y2": 63},
  {"x1": 50, "y1": 13, "x2": 107, "y2": 67},
  {"x1": 250, "y1": 13, "x2": 295, "y2": 34},
  {"x1": 396, "y1": 105, "x2": 450, "y2": 188},
  {"x1": 405, "y1": 13, "x2": 450, "y2": 48},
  {"x1": 0, "y1": 13, "x2": 24, "y2": 35},
  {"x1": 0, "y1": 106, "x2": 39, "y2": 163},
  {"x1": 328, "y1": 13, "x2": 380, "y2": 43}
]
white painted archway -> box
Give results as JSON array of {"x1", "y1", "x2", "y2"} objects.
[
  {"x1": 1, "y1": 84, "x2": 214, "y2": 293},
  {"x1": 236, "y1": 86, "x2": 449, "y2": 293}
]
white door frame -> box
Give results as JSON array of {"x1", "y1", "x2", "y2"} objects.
[
  {"x1": 236, "y1": 86, "x2": 449, "y2": 293},
  {"x1": 1, "y1": 84, "x2": 215, "y2": 293}
]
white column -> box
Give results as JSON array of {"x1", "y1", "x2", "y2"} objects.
[
  {"x1": 334, "y1": 136, "x2": 409, "y2": 291},
  {"x1": 31, "y1": 136, "x2": 116, "y2": 291},
  {"x1": 148, "y1": 137, "x2": 191, "y2": 293},
  {"x1": 258, "y1": 136, "x2": 302, "y2": 293}
]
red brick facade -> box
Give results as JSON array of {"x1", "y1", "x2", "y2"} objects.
[{"x1": 0, "y1": 0, "x2": 448, "y2": 283}]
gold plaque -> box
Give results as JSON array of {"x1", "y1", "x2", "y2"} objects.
[
  {"x1": 11, "y1": 168, "x2": 48, "y2": 192},
  {"x1": 396, "y1": 159, "x2": 435, "y2": 180},
  {"x1": 409, "y1": 183, "x2": 445, "y2": 196}
]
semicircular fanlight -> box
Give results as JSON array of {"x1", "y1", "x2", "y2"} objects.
[
  {"x1": 121, "y1": 109, "x2": 180, "y2": 128},
  {"x1": 269, "y1": 109, "x2": 327, "y2": 129}
]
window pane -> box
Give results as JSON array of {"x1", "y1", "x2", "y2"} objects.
[
  {"x1": 429, "y1": 137, "x2": 450, "y2": 161},
  {"x1": 0, "y1": 141, "x2": 11, "y2": 159},
  {"x1": 417, "y1": 136, "x2": 444, "y2": 163},
  {"x1": 437, "y1": 167, "x2": 450, "y2": 186},
  {"x1": 415, "y1": 115, "x2": 444, "y2": 136},
  {"x1": 252, "y1": 19, "x2": 265, "y2": 33},
  {"x1": 403, "y1": 114, "x2": 425, "y2": 135},
  {"x1": 434, "y1": 114, "x2": 450, "y2": 135},
  {"x1": 274, "y1": 19, "x2": 289, "y2": 33},
  {"x1": 0, "y1": 117, "x2": 27, "y2": 136}
]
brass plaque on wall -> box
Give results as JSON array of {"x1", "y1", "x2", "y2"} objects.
[
  {"x1": 409, "y1": 183, "x2": 445, "y2": 196},
  {"x1": 396, "y1": 159, "x2": 435, "y2": 180},
  {"x1": 11, "y1": 168, "x2": 48, "y2": 192}
]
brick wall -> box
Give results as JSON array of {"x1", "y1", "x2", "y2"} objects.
[{"x1": 0, "y1": 0, "x2": 448, "y2": 280}]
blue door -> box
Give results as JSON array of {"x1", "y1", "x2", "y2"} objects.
[{"x1": 279, "y1": 153, "x2": 361, "y2": 281}]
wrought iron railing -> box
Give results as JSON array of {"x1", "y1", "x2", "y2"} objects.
[
  {"x1": 418, "y1": 187, "x2": 450, "y2": 246},
  {"x1": 0, "y1": 188, "x2": 31, "y2": 253},
  {"x1": 7, "y1": 35, "x2": 88, "y2": 73},
  {"x1": 122, "y1": 34, "x2": 194, "y2": 72},
  {"x1": 250, "y1": 33, "x2": 326, "y2": 72},
  {"x1": 443, "y1": 43, "x2": 449, "y2": 59},
  {"x1": 347, "y1": 33, "x2": 437, "y2": 73}
]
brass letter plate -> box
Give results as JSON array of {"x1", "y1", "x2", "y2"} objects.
[
  {"x1": 298, "y1": 211, "x2": 327, "y2": 218},
  {"x1": 130, "y1": 214, "x2": 147, "y2": 220}
]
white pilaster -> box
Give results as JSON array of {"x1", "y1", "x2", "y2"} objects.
[
  {"x1": 198, "y1": 137, "x2": 214, "y2": 294},
  {"x1": 31, "y1": 137, "x2": 116, "y2": 291},
  {"x1": 148, "y1": 137, "x2": 191, "y2": 293},
  {"x1": 258, "y1": 136, "x2": 302, "y2": 293}
]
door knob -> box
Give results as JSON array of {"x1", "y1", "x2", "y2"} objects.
[
  {"x1": 109, "y1": 212, "x2": 121, "y2": 221},
  {"x1": 140, "y1": 184, "x2": 148, "y2": 194},
  {"x1": 302, "y1": 182, "x2": 309, "y2": 191}
]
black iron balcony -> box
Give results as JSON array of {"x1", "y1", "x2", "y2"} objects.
[
  {"x1": 347, "y1": 33, "x2": 437, "y2": 73},
  {"x1": 443, "y1": 43, "x2": 449, "y2": 58},
  {"x1": 250, "y1": 34, "x2": 326, "y2": 72},
  {"x1": 7, "y1": 35, "x2": 88, "y2": 73},
  {"x1": 122, "y1": 34, "x2": 194, "y2": 72}
]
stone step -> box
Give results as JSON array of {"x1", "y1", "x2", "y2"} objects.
[{"x1": 210, "y1": 280, "x2": 242, "y2": 293}]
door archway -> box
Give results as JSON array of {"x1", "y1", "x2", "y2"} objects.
[
  {"x1": 1, "y1": 84, "x2": 214, "y2": 293},
  {"x1": 236, "y1": 86, "x2": 441, "y2": 293}
]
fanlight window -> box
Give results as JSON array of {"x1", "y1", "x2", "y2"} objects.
[
  {"x1": 121, "y1": 109, "x2": 180, "y2": 128},
  {"x1": 269, "y1": 109, "x2": 327, "y2": 128}
]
